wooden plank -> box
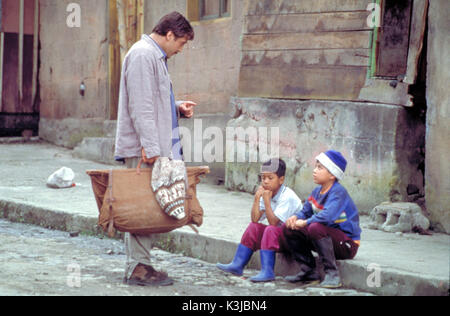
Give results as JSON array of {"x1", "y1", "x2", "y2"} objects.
[
  {"x1": 31, "y1": 0, "x2": 38, "y2": 110},
  {"x1": 358, "y1": 79, "x2": 413, "y2": 107},
  {"x1": 238, "y1": 65, "x2": 368, "y2": 100},
  {"x1": 368, "y1": 0, "x2": 381, "y2": 78},
  {"x1": 125, "y1": 0, "x2": 137, "y2": 49},
  {"x1": 21, "y1": 33, "x2": 33, "y2": 112},
  {"x1": 0, "y1": 32, "x2": 3, "y2": 112},
  {"x1": 136, "y1": 0, "x2": 144, "y2": 41},
  {"x1": 242, "y1": 31, "x2": 372, "y2": 51},
  {"x1": 404, "y1": 0, "x2": 429, "y2": 84},
  {"x1": 245, "y1": 0, "x2": 373, "y2": 15},
  {"x1": 242, "y1": 49, "x2": 370, "y2": 67},
  {"x1": 244, "y1": 11, "x2": 372, "y2": 34},
  {"x1": 375, "y1": 0, "x2": 413, "y2": 77},
  {"x1": 2, "y1": 33, "x2": 18, "y2": 113},
  {"x1": 2, "y1": 33, "x2": 32, "y2": 113},
  {"x1": 116, "y1": 0, "x2": 127, "y2": 66},
  {"x1": 109, "y1": 0, "x2": 120, "y2": 120},
  {"x1": 187, "y1": 0, "x2": 200, "y2": 21},
  {"x1": 18, "y1": 0, "x2": 24, "y2": 103}
]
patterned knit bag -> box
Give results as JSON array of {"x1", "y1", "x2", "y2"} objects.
[{"x1": 151, "y1": 157, "x2": 187, "y2": 220}]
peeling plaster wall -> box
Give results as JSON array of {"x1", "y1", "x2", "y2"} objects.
[
  {"x1": 38, "y1": 0, "x2": 109, "y2": 148},
  {"x1": 225, "y1": 98, "x2": 425, "y2": 214}
]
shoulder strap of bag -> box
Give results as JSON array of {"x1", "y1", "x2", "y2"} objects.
[
  {"x1": 187, "y1": 224, "x2": 199, "y2": 234},
  {"x1": 136, "y1": 158, "x2": 144, "y2": 175}
]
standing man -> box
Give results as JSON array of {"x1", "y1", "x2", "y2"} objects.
[{"x1": 114, "y1": 12, "x2": 196, "y2": 286}]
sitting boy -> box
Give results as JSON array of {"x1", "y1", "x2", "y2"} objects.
[
  {"x1": 216, "y1": 158, "x2": 302, "y2": 282},
  {"x1": 282, "y1": 150, "x2": 361, "y2": 288}
]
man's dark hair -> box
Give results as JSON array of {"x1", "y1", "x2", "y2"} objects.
[
  {"x1": 261, "y1": 158, "x2": 286, "y2": 178},
  {"x1": 152, "y1": 11, "x2": 195, "y2": 40}
]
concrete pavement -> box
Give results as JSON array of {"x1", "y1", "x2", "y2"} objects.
[{"x1": 0, "y1": 141, "x2": 448, "y2": 296}]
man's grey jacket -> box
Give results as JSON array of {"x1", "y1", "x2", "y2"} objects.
[{"x1": 115, "y1": 34, "x2": 182, "y2": 160}]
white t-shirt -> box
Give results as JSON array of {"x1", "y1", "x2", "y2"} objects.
[{"x1": 259, "y1": 185, "x2": 303, "y2": 225}]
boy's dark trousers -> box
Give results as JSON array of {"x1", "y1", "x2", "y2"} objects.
[{"x1": 280, "y1": 223, "x2": 359, "y2": 284}]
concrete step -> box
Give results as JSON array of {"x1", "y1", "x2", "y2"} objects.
[
  {"x1": 74, "y1": 116, "x2": 229, "y2": 183},
  {"x1": 103, "y1": 120, "x2": 117, "y2": 138},
  {"x1": 72, "y1": 120, "x2": 117, "y2": 165},
  {"x1": 73, "y1": 137, "x2": 118, "y2": 165}
]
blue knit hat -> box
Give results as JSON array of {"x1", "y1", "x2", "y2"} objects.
[{"x1": 316, "y1": 150, "x2": 347, "y2": 180}]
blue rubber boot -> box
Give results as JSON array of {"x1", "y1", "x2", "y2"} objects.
[
  {"x1": 250, "y1": 250, "x2": 276, "y2": 282},
  {"x1": 216, "y1": 244, "x2": 253, "y2": 276}
]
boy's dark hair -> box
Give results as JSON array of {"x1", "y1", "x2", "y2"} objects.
[
  {"x1": 261, "y1": 158, "x2": 286, "y2": 178},
  {"x1": 152, "y1": 11, "x2": 195, "y2": 40}
]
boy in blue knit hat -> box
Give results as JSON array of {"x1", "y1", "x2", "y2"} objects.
[{"x1": 281, "y1": 150, "x2": 361, "y2": 288}]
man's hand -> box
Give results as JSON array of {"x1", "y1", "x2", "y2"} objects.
[
  {"x1": 141, "y1": 148, "x2": 159, "y2": 164},
  {"x1": 179, "y1": 101, "x2": 197, "y2": 118}
]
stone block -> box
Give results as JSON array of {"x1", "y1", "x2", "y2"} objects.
[
  {"x1": 73, "y1": 137, "x2": 117, "y2": 165},
  {"x1": 368, "y1": 202, "x2": 430, "y2": 233},
  {"x1": 39, "y1": 118, "x2": 104, "y2": 149}
]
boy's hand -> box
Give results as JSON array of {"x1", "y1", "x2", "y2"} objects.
[
  {"x1": 262, "y1": 189, "x2": 273, "y2": 201},
  {"x1": 294, "y1": 219, "x2": 308, "y2": 230},
  {"x1": 255, "y1": 186, "x2": 265, "y2": 200},
  {"x1": 286, "y1": 215, "x2": 298, "y2": 230}
]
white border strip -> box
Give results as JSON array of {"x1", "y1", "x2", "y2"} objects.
[{"x1": 316, "y1": 152, "x2": 344, "y2": 180}]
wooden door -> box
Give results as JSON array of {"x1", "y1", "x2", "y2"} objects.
[
  {"x1": 108, "y1": 0, "x2": 144, "y2": 120},
  {"x1": 0, "y1": 0, "x2": 39, "y2": 136}
]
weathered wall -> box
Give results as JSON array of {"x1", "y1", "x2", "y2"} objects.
[
  {"x1": 239, "y1": 0, "x2": 372, "y2": 100},
  {"x1": 225, "y1": 98, "x2": 425, "y2": 214},
  {"x1": 425, "y1": 0, "x2": 450, "y2": 233},
  {"x1": 39, "y1": 0, "x2": 109, "y2": 148},
  {"x1": 225, "y1": 0, "x2": 425, "y2": 214},
  {"x1": 144, "y1": 0, "x2": 243, "y2": 115}
]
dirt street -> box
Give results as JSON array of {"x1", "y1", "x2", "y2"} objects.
[{"x1": 0, "y1": 219, "x2": 372, "y2": 297}]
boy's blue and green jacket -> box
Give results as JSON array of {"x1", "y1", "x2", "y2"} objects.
[{"x1": 294, "y1": 181, "x2": 362, "y2": 242}]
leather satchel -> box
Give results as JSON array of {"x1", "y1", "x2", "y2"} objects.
[{"x1": 87, "y1": 161, "x2": 209, "y2": 237}]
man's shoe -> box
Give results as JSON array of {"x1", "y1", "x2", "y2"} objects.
[
  {"x1": 127, "y1": 264, "x2": 174, "y2": 286},
  {"x1": 216, "y1": 244, "x2": 254, "y2": 276}
]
